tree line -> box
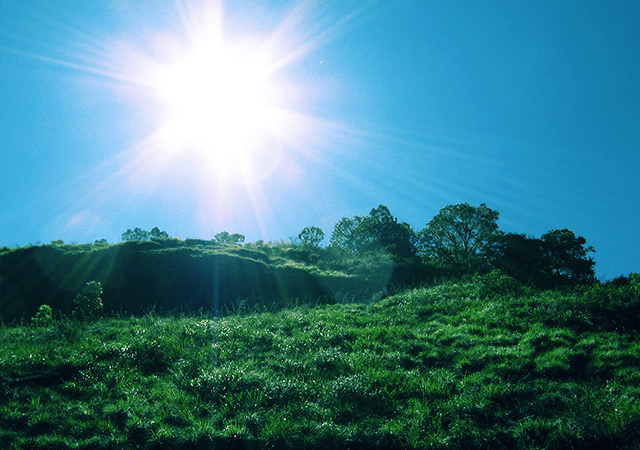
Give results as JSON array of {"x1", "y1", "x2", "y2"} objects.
[
  {"x1": 120, "y1": 202, "x2": 597, "y2": 290},
  {"x1": 122, "y1": 228, "x2": 245, "y2": 245},
  {"x1": 318, "y1": 203, "x2": 595, "y2": 290}
]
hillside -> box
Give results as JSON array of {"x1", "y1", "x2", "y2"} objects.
[
  {"x1": 1, "y1": 275, "x2": 639, "y2": 449},
  {"x1": 2, "y1": 202, "x2": 604, "y2": 325},
  {"x1": 0, "y1": 239, "x2": 390, "y2": 323}
]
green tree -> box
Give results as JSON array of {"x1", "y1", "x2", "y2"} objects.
[
  {"x1": 330, "y1": 206, "x2": 416, "y2": 259},
  {"x1": 487, "y1": 229, "x2": 596, "y2": 289},
  {"x1": 417, "y1": 202, "x2": 501, "y2": 272},
  {"x1": 298, "y1": 226, "x2": 325, "y2": 248},
  {"x1": 360, "y1": 205, "x2": 417, "y2": 261},
  {"x1": 486, "y1": 233, "x2": 555, "y2": 287},
  {"x1": 149, "y1": 227, "x2": 169, "y2": 240},
  {"x1": 541, "y1": 228, "x2": 596, "y2": 286},
  {"x1": 122, "y1": 228, "x2": 150, "y2": 242},
  {"x1": 329, "y1": 206, "x2": 420, "y2": 287},
  {"x1": 330, "y1": 215, "x2": 367, "y2": 254}
]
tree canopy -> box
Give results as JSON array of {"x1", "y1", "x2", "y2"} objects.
[
  {"x1": 298, "y1": 226, "x2": 325, "y2": 248},
  {"x1": 541, "y1": 228, "x2": 596, "y2": 286},
  {"x1": 150, "y1": 227, "x2": 169, "y2": 240},
  {"x1": 122, "y1": 227, "x2": 169, "y2": 242},
  {"x1": 122, "y1": 228, "x2": 150, "y2": 242},
  {"x1": 330, "y1": 205, "x2": 416, "y2": 261},
  {"x1": 417, "y1": 202, "x2": 501, "y2": 272},
  {"x1": 487, "y1": 229, "x2": 596, "y2": 288}
]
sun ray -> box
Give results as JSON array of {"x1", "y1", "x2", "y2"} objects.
[{"x1": 4, "y1": 0, "x2": 388, "y2": 240}]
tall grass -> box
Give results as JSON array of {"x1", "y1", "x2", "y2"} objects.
[{"x1": 1, "y1": 276, "x2": 639, "y2": 449}]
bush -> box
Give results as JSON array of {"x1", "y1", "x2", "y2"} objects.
[
  {"x1": 31, "y1": 304, "x2": 53, "y2": 327},
  {"x1": 73, "y1": 281, "x2": 103, "y2": 320},
  {"x1": 479, "y1": 270, "x2": 526, "y2": 297},
  {"x1": 580, "y1": 273, "x2": 640, "y2": 332}
]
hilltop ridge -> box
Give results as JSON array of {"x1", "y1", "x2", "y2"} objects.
[{"x1": 0, "y1": 239, "x2": 387, "y2": 323}]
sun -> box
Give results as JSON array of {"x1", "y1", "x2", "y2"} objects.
[
  {"x1": 97, "y1": 0, "x2": 370, "y2": 187},
  {"x1": 139, "y1": 10, "x2": 293, "y2": 184},
  {"x1": 153, "y1": 41, "x2": 272, "y2": 151}
]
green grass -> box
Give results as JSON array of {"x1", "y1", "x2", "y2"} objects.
[{"x1": 1, "y1": 277, "x2": 639, "y2": 449}]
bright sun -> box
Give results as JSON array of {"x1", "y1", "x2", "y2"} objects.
[
  {"x1": 154, "y1": 43, "x2": 271, "y2": 151},
  {"x1": 140, "y1": 13, "x2": 292, "y2": 184},
  {"x1": 102, "y1": 0, "x2": 359, "y2": 187}
]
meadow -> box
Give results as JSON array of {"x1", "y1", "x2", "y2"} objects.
[{"x1": 1, "y1": 273, "x2": 639, "y2": 449}]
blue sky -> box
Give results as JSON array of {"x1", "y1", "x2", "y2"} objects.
[{"x1": 1, "y1": 0, "x2": 638, "y2": 280}]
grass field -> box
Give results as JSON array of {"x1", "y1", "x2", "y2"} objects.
[{"x1": 1, "y1": 275, "x2": 639, "y2": 449}]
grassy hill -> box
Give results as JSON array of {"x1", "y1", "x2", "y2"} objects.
[
  {"x1": 1, "y1": 274, "x2": 639, "y2": 449},
  {"x1": 0, "y1": 240, "x2": 395, "y2": 324}
]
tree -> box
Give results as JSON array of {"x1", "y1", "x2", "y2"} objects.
[
  {"x1": 417, "y1": 202, "x2": 501, "y2": 272},
  {"x1": 486, "y1": 233, "x2": 551, "y2": 287},
  {"x1": 360, "y1": 205, "x2": 417, "y2": 261},
  {"x1": 330, "y1": 206, "x2": 417, "y2": 260},
  {"x1": 329, "y1": 205, "x2": 421, "y2": 286},
  {"x1": 32, "y1": 304, "x2": 53, "y2": 327},
  {"x1": 487, "y1": 229, "x2": 596, "y2": 289},
  {"x1": 330, "y1": 215, "x2": 366, "y2": 254},
  {"x1": 298, "y1": 226, "x2": 325, "y2": 248},
  {"x1": 122, "y1": 228, "x2": 150, "y2": 242},
  {"x1": 149, "y1": 227, "x2": 169, "y2": 240},
  {"x1": 215, "y1": 232, "x2": 245, "y2": 245},
  {"x1": 540, "y1": 228, "x2": 595, "y2": 286}
]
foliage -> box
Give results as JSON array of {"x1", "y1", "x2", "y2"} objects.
[
  {"x1": 122, "y1": 227, "x2": 169, "y2": 242},
  {"x1": 575, "y1": 273, "x2": 640, "y2": 333},
  {"x1": 214, "y1": 231, "x2": 246, "y2": 244},
  {"x1": 328, "y1": 205, "x2": 422, "y2": 288},
  {"x1": 31, "y1": 305, "x2": 53, "y2": 327},
  {"x1": 488, "y1": 230, "x2": 596, "y2": 289},
  {"x1": 330, "y1": 215, "x2": 366, "y2": 254},
  {"x1": 1, "y1": 279, "x2": 639, "y2": 449},
  {"x1": 361, "y1": 205, "x2": 417, "y2": 261},
  {"x1": 122, "y1": 227, "x2": 150, "y2": 242},
  {"x1": 417, "y1": 202, "x2": 501, "y2": 273},
  {"x1": 485, "y1": 232, "x2": 549, "y2": 286},
  {"x1": 477, "y1": 270, "x2": 527, "y2": 297},
  {"x1": 330, "y1": 205, "x2": 416, "y2": 261},
  {"x1": 72, "y1": 281, "x2": 103, "y2": 320},
  {"x1": 149, "y1": 227, "x2": 169, "y2": 240},
  {"x1": 298, "y1": 226, "x2": 325, "y2": 248},
  {"x1": 541, "y1": 228, "x2": 596, "y2": 286}
]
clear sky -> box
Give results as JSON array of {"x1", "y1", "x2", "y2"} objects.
[{"x1": 1, "y1": 0, "x2": 639, "y2": 280}]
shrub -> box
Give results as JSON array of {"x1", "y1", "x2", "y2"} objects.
[
  {"x1": 32, "y1": 304, "x2": 53, "y2": 327},
  {"x1": 580, "y1": 273, "x2": 640, "y2": 332},
  {"x1": 479, "y1": 270, "x2": 525, "y2": 297},
  {"x1": 73, "y1": 281, "x2": 103, "y2": 320}
]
